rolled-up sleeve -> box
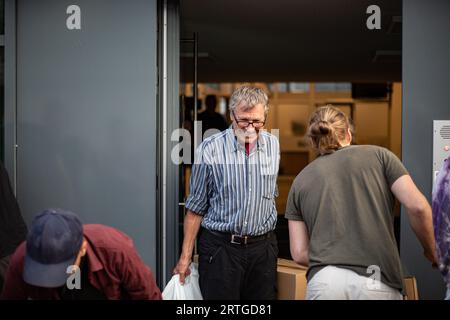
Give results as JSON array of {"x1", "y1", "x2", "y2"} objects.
[
  {"x1": 284, "y1": 179, "x2": 304, "y2": 221},
  {"x1": 185, "y1": 144, "x2": 211, "y2": 216}
]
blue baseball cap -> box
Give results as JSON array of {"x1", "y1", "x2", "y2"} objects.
[{"x1": 23, "y1": 209, "x2": 84, "y2": 288}]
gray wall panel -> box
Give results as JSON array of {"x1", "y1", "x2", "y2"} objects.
[
  {"x1": 402, "y1": 0, "x2": 450, "y2": 299},
  {"x1": 4, "y1": 0, "x2": 17, "y2": 188},
  {"x1": 16, "y1": 0, "x2": 158, "y2": 269}
]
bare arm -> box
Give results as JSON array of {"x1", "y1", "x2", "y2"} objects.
[
  {"x1": 391, "y1": 175, "x2": 437, "y2": 265},
  {"x1": 288, "y1": 220, "x2": 309, "y2": 266},
  {"x1": 173, "y1": 210, "x2": 203, "y2": 283}
]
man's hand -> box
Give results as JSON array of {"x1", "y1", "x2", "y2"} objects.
[
  {"x1": 173, "y1": 257, "x2": 191, "y2": 284},
  {"x1": 174, "y1": 210, "x2": 203, "y2": 284},
  {"x1": 424, "y1": 249, "x2": 439, "y2": 269},
  {"x1": 391, "y1": 176, "x2": 438, "y2": 269}
]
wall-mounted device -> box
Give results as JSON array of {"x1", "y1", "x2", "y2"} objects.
[{"x1": 433, "y1": 120, "x2": 450, "y2": 184}]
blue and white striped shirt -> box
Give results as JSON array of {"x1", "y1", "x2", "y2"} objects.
[{"x1": 185, "y1": 128, "x2": 280, "y2": 236}]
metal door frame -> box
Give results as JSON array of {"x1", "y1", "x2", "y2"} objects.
[{"x1": 157, "y1": 0, "x2": 181, "y2": 286}]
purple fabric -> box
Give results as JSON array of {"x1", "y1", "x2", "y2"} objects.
[{"x1": 432, "y1": 159, "x2": 450, "y2": 296}]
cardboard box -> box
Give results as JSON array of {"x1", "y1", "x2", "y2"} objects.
[
  {"x1": 277, "y1": 258, "x2": 307, "y2": 270},
  {"x1": 277, "y1": 259, "x2": 308, "y2": 300},
  {"x1": 403, "y1": 276, "x2": 419, "y2": 300}
]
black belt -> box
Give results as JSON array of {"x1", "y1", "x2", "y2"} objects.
[{"x1": 206, "y1": 229, "x2": 273, "y2": 245}]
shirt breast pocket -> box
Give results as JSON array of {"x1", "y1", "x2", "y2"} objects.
[
  {"x1": 259, "y1": 150, "x2": 279, "y2": 175},
  {"x1": 260, "y1": 159, "x2": 277, "y2": 176},
  {"x1": 262, "y1": 173, "x2": 278, "y2": 199}
]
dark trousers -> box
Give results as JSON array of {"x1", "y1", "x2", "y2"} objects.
[{"x1": 198, "y1": 228, "x2": 278, "y2": 300}]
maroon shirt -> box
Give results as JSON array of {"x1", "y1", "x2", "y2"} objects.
[{"x1": 1, "y1": 224, "x2": 162, "y2": 300}]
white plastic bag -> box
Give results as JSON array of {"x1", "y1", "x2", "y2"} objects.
[{"x1": 162, "y1": 262, "x2": 203, "y2": 300}]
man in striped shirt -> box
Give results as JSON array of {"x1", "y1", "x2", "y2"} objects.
[{"x1": 173, "y1": 85, "x2": 280, "y2": 300}]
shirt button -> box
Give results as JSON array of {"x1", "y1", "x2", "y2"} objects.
[
  {"x1": 244, "y1": 221, "x2": 248, "y2": 225},
  {"x1": 249, "y1": 188, "x2": 252, "y2": 192}
]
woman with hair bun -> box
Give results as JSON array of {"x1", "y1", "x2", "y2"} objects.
[{"x1": 285, "y1": 105, "x2": 437, "y2": 300}]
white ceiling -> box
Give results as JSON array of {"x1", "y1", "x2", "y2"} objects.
[{"x1": 180, "y1": 0, "x2": 402, "y2": 83}]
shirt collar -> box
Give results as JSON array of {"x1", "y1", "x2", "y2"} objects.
[{"x1": 225, "y1": 126, "x2": 266, "y2": 154}]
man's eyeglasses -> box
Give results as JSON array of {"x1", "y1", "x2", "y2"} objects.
[{"x1": 232, "y1": 110, "x2": 266, "y2": 129}]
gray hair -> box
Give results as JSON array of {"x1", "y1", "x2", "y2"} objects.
[{"x1": 229, "y1": 85, "x2": 269, "y2": 114}]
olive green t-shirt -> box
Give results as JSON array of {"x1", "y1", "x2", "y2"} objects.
[{"x1": 285, "y1": 145, "x2": 409, "y2": 291}]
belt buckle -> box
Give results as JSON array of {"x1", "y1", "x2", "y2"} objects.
[{"x1": 231, "y1": 234, "x2": 248, "y2": 245}]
